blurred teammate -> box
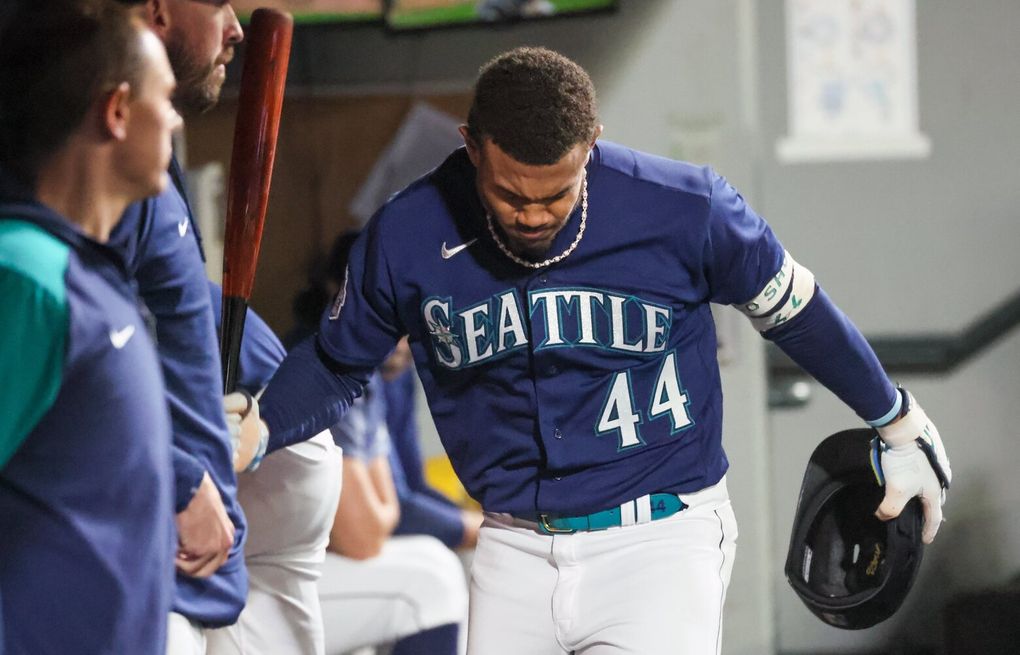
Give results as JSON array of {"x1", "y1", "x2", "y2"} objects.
[
  {"x1": 0, "y1": 2, "x2": 181, "y2": 652},
  {"x1": 107, "y1": 2, "x2": 340, "y2": 652},
  {"x1": 107, "y1": 3, "x2": 249, "y2": 650},
  {"x1": 319, "y1": 349, "x2": 467, "y2": 655}
]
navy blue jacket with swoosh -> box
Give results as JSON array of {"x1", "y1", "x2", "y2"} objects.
[
  {"x1": 109, "y1": 157, "x2": 248, "y2": 626},
  {"x1": 0, "y1": 188, "x2": 174, "y2": 654}
]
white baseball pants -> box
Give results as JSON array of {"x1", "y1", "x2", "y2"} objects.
[
  {"x1": 467, "y1": 477, "x2": 737, "y2": 655},
  {"x1": 205, "y1": 430, "x2": 343, "y2": 655},
  {"x1": 166, "y1": 612, "x2": 207, "y2": 655},
  {"x1": 318, "y1": 535, "x2": 469, "y2": 655}
]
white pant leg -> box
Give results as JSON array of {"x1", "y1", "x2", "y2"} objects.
[
  {"x1": 166, "y1": 612, "x2": 206, "y2": 655},
  {"x1": 468, "y1": 478, "x2": 738, "y2": 655},
  {"x1": 572, "y1": 498, "x2": 738, "y2": 654},
  {"x1": 467, "y1": 516, "x2": 569, "y2": 655},
  {"x1": 207, "y1": 431, "x2": 343, "y2": 655},
  {"x1": 319, "y1": 535, "x2": 468, "y2": 655}
]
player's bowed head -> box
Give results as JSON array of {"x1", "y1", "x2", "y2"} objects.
[{"x1": 460, "y1": 47, "x2": 603, "y2": 262}]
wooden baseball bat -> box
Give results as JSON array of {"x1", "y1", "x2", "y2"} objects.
[{"x1": 220, "y1": 8, "x2": 293, "y2": 393}]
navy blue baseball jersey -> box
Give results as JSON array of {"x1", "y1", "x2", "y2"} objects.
[
  {"x1": 109, "y1": 157, "x2": 248, "y2": 627},
  {"x1": 0, "y1": 195, "x2": 174, "y2": 654},
  {"x1": 262, "y1": 141, "x2": 897, "y2": 517},
  {"x1": 385, "y1": 370, "x2": 466, "y2": 549}
]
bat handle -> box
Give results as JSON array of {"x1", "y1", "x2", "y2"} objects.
[{"x1": 221, "y1": 296, "x2": 249, "y2": 394}]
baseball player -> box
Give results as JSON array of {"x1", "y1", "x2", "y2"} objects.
[
  {"x1": 107, "y1": 1, "x2": 341, "y2": 653},
  {"x1": 0, "y1": 3, "x2": 181, "y2": 652},
  {"x1": 107, "y1": 2, "x2": 251, "y2": 650},
  {"x1": 251, "y1": 47, "x2": 952, "y2": 654}
]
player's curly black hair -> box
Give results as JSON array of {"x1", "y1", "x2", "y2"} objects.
[{"x1": 466, "y1": 47, "x2": 598, "y2": 166}]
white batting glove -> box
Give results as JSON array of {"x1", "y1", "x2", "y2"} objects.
[
  {"x1": 874, "y1": 390, "x2": 951, "y2": 544},
  {"x1": 224, "y1": 390, "x2": 269, "y2": 473}
]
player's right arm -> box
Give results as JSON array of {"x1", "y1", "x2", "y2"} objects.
[{"x1": 259, "y1": 222, "x2": 404, "y2": 453}]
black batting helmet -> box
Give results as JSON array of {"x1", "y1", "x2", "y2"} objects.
[{"x1": 785, "y1": 428, "x2": 926, "y2": 629}]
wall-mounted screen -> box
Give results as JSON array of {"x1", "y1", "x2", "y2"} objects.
[
  {"x1": 232, "y1": 0, "x2": 383, "y2": 24},
  {"x1": 385, "y1": 0, "x2": 616, "y2": 31},
  {"x1": 231, "y1": 0, "x2": 614, "y2": 28}
]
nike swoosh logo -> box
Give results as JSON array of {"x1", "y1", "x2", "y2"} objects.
[
  {"x1": 441, "y1": 238, "x2": 477, "y2": 259},
  {"x1": 178, "y1": 218, "x2": 189, "y2": 237},
  {"x1": 109, "y1": 324, "x2": 136, "y2": 350}
]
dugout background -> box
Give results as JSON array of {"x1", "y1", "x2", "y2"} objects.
[{"x1": 185, "y1": 2, "x2": 1020, "y2": 653}]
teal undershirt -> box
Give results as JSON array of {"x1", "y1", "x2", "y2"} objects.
[{"x1": 0, "y1": 219, "x2": 69, "y2": 468}]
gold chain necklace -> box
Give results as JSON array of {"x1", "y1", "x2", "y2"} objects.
[{"x1": 486, "y1": 175, "x2": 588, "y2": 269}]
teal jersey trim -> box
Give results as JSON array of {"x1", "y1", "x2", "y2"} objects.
[{"x1": 0, "y1": 219, "x2": 69, "y2": 468}]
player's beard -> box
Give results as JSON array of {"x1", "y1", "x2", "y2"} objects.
[
  {"x1": 508, "y1": 231, "x2": 558, "y2": 260},
  {"x1": 164, "y1": 31, "x2": 227, "y2": 116}
]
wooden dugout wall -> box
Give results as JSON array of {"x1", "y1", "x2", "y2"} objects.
[{"x1": 186, "y1": 93, "x2": 472, "y2": 336}]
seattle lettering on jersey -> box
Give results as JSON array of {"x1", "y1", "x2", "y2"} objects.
[{"x1": 422, "y1": 286, "x2": 672, "y2": 369}]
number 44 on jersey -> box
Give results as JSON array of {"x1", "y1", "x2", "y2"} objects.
[{"x1": 596, "y1": 351, "x2": 695, "y2": 450}]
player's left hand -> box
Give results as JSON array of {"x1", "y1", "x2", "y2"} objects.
[
  {"x1": 176, "y1": 471, "x2": 235, "y2": 577},
  {"x1": 874, "y1": 390, "x2": 952, "y2": 544},
  {"x1": 224, "y1": 390, "x2": 269, "y2": 473}
]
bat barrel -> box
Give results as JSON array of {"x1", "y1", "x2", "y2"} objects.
[
  {"x1": 220, "y1": 8, "x2": 293, "y2": 394},
  {"x1": 221, "y1": 7, "x2": 293, "y2": 300}
]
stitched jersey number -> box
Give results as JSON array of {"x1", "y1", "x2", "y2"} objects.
[
  {"x1": 596, "y1": 351, "x2": 693, "y2": 450},
  {"x1": 597, "y1": 371, "x2": 643, "y2": 448}
]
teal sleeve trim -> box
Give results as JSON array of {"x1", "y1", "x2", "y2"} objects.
[
  {"x1": 866, "y1": 388, "x2": 903, "y2": 428},
  {"x1": 0, "y1": 221, "x2": 70, "y2": 468}
]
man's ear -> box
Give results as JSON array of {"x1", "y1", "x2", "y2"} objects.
[
  {"x1": 459, "y1": 125, "x2": 481, "y2": 167},
  {"x1": 589, "y1": 124, "x2": 604, "y2": 148},
  {"x1": 102, "y1": 82, "x2": 132, "y2": 141},
  {"x1": 146, "y1": 0, "x2": 170, "y2": 37}
]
